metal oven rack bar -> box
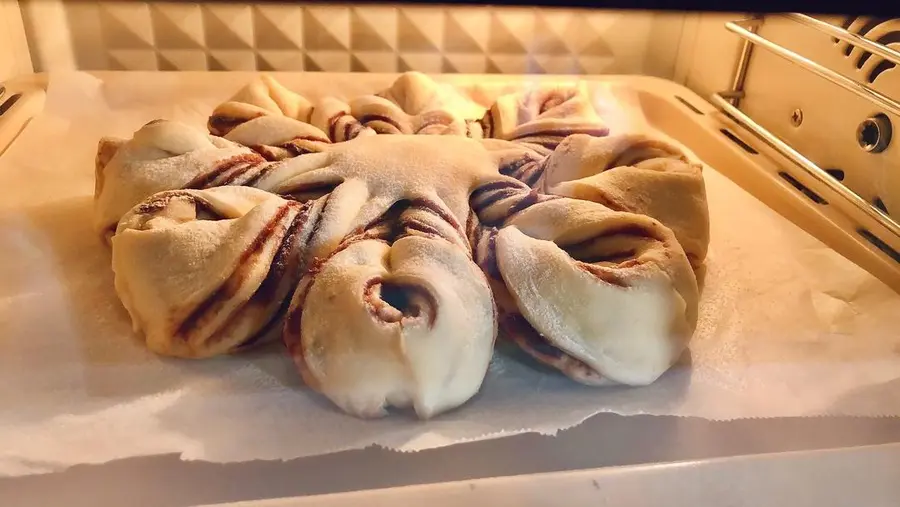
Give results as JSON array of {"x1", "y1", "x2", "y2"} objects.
[{"x1": 710, "y1": 13, "x2": 900, "y2": 240}]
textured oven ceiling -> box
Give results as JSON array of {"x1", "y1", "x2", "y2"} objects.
[{"x1": 21, "y1": 2, "x2": 661, "y2": 74}]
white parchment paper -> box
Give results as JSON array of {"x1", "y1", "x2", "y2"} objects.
[{"x1": 1, "y1": 72, "x2": 899, "y2": 477}]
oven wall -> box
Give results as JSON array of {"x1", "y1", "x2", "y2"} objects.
[
  {"x1": 674, "y1": 12, "x2": 746, "y2": 99},
  {"x1": 737, "y1": 15, "x2": 900, "y2": 217},
  {"x1": 0, "y1": 1, "x2": 32, "y2": 82},
  {"x1": 13, "y1": 1, "x2": 684, "y2": 78}
]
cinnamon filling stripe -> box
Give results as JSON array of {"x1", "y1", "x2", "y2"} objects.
[
  {"x1": 502, "y1": 313, "x2": 604, "y2": 383},
  {"x1": 470, "y1": 181, "x2": 560, "y2": 226},
  {"x1": 499, "y1": 155, "x2": 541, "y2": 176},
  {"x1": 414, "y1": 113, "x2": 456, "y2": 134},
  {"x1": 175, "y1": 203, "x2": 293, "y2": 340},
  {"x1": 561, "y1": 224, "x2": 660, "y2": 257},
  {"x1": 248, "y1": 145, "x2": 284, "y2": 161},
  {"x1": 470, "y1": 187, "x2": 525, "y2": 213},
  {"x1": 502, "y1": 313, "x2": 565, "y2": 361},
  {"x1": 358, "y1": 113, "x2": 404, "y2": 133},
  {"x1": 575, "y1": 262, "x2": 630, "y2": 288},
  {"x1": 481, "y1": 228, "x2": 501, "y2": 279},
  {"x1": 305, "y1": 192, "x2": 332, "y2": 251},
  {"x1": 505, "y1": 190, "x2": 541, "y2": 217},
  {"x1": 499, "y1": 158, "x2": 546, "y2": 188},
  {"x1": 229, "y1": 202, "x2": 312, "y2": 352},
  {"x1": 184, "y1": 153, "x2": 267, "y2": 189},
  {"x1": 512, "y1": 127, "x2": 610, "y2": 140},
  {"x1": 470, "y1": 180, "x2": 530, "y2": 207},
  {"x1": 282, "y1": 144, "x2": 312, "y2": 157},
  {"x1": 351, "y1": 198, "x2": 465, "y2": 246},
  {"x1": 405, "y1": 198, "x2": 462, "y2": 232},
  {"x1": 231, "y1": 283, "x2": 292, "y2": 353},
  {"x1": 134, "y1": 191, "x2": 223, "y2": 220},
  {"x1": 243, "y1": 160, "x2": 283, "y2": 187},
  {"x1": 282, "y1": 181, "x2": 341, "y2": 202},
  {"x1": 326, "y1": 111, "x2": 351, "y2": 141},
  {"x1": 401, "y1": 220, "x2": 443, "y2": 238},
  {"x1": 254, "y1": 202, "x2": 311, "y2": 301},
  {"x1": 343, "y1": 119, "x2": 365, "y2": 140},
  {"x1": 520, "y1": 163, "x2": 545, "y2": 188},
  {"x1": 208, "y1": 112, "x2": 264, "y2": 135},
  {"x1": 283, "y1": 275, "x2": 315, "y2": 354}
]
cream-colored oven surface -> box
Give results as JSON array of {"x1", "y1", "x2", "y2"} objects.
[
  {"x1": 0, "y1": 2, "x2": 31, "y2": 81},
  {"x1": 1, "y1": 71, "x2": 899, "y2": 479}
]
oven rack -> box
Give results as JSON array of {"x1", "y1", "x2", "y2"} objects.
[{"x1": 711, "y1": 13, "x2": 900, "y2": 249}]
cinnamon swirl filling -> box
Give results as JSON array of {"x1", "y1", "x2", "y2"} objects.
[
  {"x1": 470, "y1": 179, "x2": 560, "y2": 227},
  {"x1": 363, "y1": 278, "x2": 438, "y2": 327},
  {"x1": 501, "y1": 313, "x2": 609, "y2": 385},
  {"x1": 208, "y1": 112, "x2": 264, "y2": 137},
  {"x1": 184, "y1": 153, "x2": 268, "y2": 189}
]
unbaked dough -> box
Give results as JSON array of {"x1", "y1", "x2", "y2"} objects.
[{"x1": 94, "y1": 72, "x2": 709, "y2": 418}]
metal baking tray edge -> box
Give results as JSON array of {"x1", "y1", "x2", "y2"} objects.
[{"x1": 203, "y1": 442, "x2": 900, "y2": 507}]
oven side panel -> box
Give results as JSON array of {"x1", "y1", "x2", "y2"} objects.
[{"x1": 0, "y1": 1, "x2": 33, "y2": 82}]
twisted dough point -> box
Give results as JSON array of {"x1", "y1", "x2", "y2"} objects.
[
  {"x1": 495, "y1": 198, "x2": 698, "y2": 386},
  {"x1": 284, "y1": 201, "x2": 496, "y2": 419},
  {"x1": 221, "y1": 115, "x2": 333, "y2": 161},
  {"x1": 209, "y1": 74, "x2": 631, "y2": 157},
  {"x1": 352, "y1": 72, "x2": 480, "y2": 137},
  {"x1": 468, "y1": 147, "x2": 699, "y2": 386},
  {"x1": 113, "y1": 187, "x2": 316, "y2": 358},
  {"x1": 208, "y1": 72, "x2": 485, "y2": 151},
  {"x1": 209, "y1": 74, "x2": 314, "y2": 136},
  {"x1": 94, "y1": 120, "x2": 266, "y2": 239},
  {"x1": 206, "y1": 73, "x2": 621, "y2": 173},
  {"x1": 469, "y1": 181, "x2": 698, "y2": 385},
  {"x1": 207, "y1": 76, "x2": 377, "y2": 152},
  {"x1": 481, "y1": 86, "x2": 610, "y2": 150},
  {"x1": 541, "y1": 134, "x2": 710, "y2": 268}
]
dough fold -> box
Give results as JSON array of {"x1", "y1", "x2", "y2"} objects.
[
  {"x1": 112, "y1": 187, "x2": 314, "y2": 358},
  {"x1": 285, "y1": 202, "x2": 496, "y2": 419}
]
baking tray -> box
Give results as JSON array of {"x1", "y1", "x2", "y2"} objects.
[
  {"x1": 1, "y1": 72, "x2": 898, "y2": 506},
  {"x1": 204, "y1": 442, "x2": 900, "y2": 507}
]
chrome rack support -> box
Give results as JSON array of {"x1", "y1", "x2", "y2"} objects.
[
  {"x1": 724, "y1": 18, "x2": 900, "y2": 117},
  {"x1": 711, "y1": 14, "x2": 900, "y2": 240},
  {"x1": 724, "y1": 16, "x2": 762, "y2": 107}
]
